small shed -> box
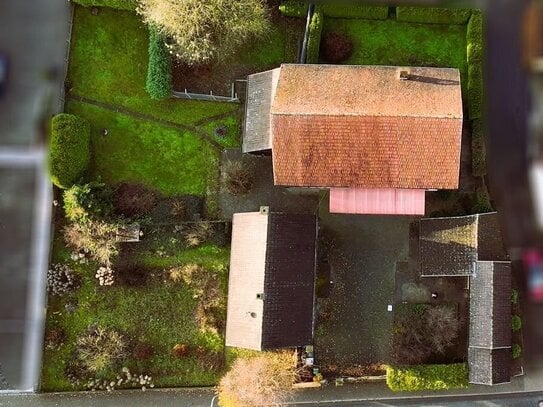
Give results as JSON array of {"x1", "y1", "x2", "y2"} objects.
[{"x1": 225, "y1": 209, "x2": 317, "y2": 350}]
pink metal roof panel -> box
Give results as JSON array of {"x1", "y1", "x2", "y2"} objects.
[{"x1": 329, "y1": 188, "x2": 426, "y2": 215}]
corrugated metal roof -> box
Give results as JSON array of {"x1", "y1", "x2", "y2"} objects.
[
  {"x1": 243, "y1": 68, "x2": 280, "y2": 153},
  {"x1": 329, "y1": 188, "x2": 425, "y2": 215}
]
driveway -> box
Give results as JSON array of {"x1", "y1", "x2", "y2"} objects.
[
  {"x1": 0, "y1": 0, "x2": 70, "y2": 145},
  {"x1": 315, "y1": 196, "x2": 415, "y2": 370}
]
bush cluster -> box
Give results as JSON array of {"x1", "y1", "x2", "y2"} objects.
[
  {"x1": 467, "y1": 10, "x2": 483, "y2": 119},
  {"x1": 386, "y1": 363, "x2": 469, "y2": 391},
  {"x1": 70, "y1": 0, "x2": 137, "y2": 10},
  {"x1": 471, "y1": 119, "x2": 486, "y2": 177},
  {"x1": 396, "y1": 7, "x2": 472, "y2": 24},
  {"x1": 306, "y1": 7, "x2": 323, "y2": 63},
  {"x1": 321, "y1": 32, "x2": 353, "y2": 63},
  {"x1": 49, "y1": 113, "x2": 91, "y2": 189},
  {"x1": 64, "y1": 182, "x2": 112, "y2": 224},
  {"x1": 512, "y1": 315, "x2": 522, "y2": 332},
  {"x1": 64, "y1": 220, "x2": 123, "y2": 265},
  {"x1": 76, "y1": 326, "x2": 127, "y2": 373},
  {"x1": 146, "y1": 28, "x2": 172, "y2": 100},
  {"x1": 47, "y1": 263, "x2": 80, "y2": 296}
]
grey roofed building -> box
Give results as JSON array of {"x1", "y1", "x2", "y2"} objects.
[
  {"x1": 225, "y1": 209, "x2": 317, "y2": 350},
  {"x1": 420, "y1": 213, "x2": 508, "y2": 277},
  {"x1": 242, "y1": 68, "x2": 281, "y2": 153},
  {"x1": 468, "y1": 261, "x2": 512, "y2": 385}
]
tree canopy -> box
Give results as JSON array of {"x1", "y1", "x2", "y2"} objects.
[{"x1": 137, "y1": 0, "x2": 270, "y2": 65}]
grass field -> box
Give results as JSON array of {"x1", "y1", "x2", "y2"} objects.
[{"x1": 67, "y1": 7, "x2": 238, "y2": 126}]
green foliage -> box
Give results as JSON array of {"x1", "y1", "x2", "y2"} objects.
[
  {"x1": 386, "y1": 364, "x2": 469, "y2": 391},
  {"x1": 307, "y1": 7, "x2": 323, "y2": 63},
  {"x1": 76, "y1": 326, "x2": 127, "y2": 373},
  {"x1": 278, "y1": 0, "x2": 308, "y2": 17},
  {"x1": 467, "y1": 11, "x2": 484, "y2": 119},
  {"x1": 512, "y1": 315, "x2": 522, "y2": 332},
  {"x1": 396, "y1": 7, "x2": 472, "y2": 24},
  {"x1": 511, "y1": 289, "x2": 519, "y2": 305},
  {"x1": 63, "y1": 182, "x2": 112, "y2": 224},
  {"x1": 471, "y1": 186, "x2": 493, "y2": 214},
  {"x1": 321, "y1": 4, "x2": 388, "y2": 20},
  {"x1": 146, "y1": 28, "x2": 172, "y2": 100},
  {"x1": 49, "y1": 113, "x2": 91, "y2": 189},
  {"x1": 65, "y1": 100, "x2": 218, "y2": 197},
  {"x1": 71, "y1": 0, "x2": 137, "y2": 10},
  {"x1": 68, "y1": 7, "x2": 237, "y2": 127},
  {"x1": 471, "y1": 118, "x2": 486, "y2": 177},
  {"x1": 512, "y1": 343, "x2": 522, "y2": 359}
]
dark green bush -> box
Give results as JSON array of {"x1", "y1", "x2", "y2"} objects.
[
  {"x1": 512, "y1": 343, "x2": 522, "y2": 359},
  {"x1": 386, "y1": 364, "x2": 469, "y2": 391},
  {"x1": 146, "y1": 28, "x2": 172, "y2": 100},
  {"x1": 321, "y1": 5, "x2": 388, "y2": 20},
  {"x1": 278, "y1": 1, "x2": 308, "y2": 17},
  {"x1": 512, "y1": 315, "x2": 522, "y2": 332},
  {"x1": 63, "y1": 182, "x2": 113, "y2": 224},
  {"x1": 511, "y1": 289, "x2": 519, "y2": 305},
  {"x1": 471, "y1": 118, "x2": 486, "y2": 177},
  {"x1": 49, "y1": 113, "x2": 91, "y2": 189},
  {"x1": 467, "y1": 63, "x2": 483, "y2": 119},
  {"x1": 71, "y1": 0, "x2": 137, "y2": 10},
  {"x1": 396, "y1": 7, "x2": 472, "y2": 24},
  {"x1": 467, "y1": 11, "x2": 484, "y2": 119},
  {"x1": 471, "y1": 186, "x2": 493, "y2": 214},
  {"x1": 307, "y1": 7, "x2": 323, "y2": 63}
]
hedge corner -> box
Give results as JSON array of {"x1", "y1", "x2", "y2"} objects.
[
  {"x1": 146, "y1": 28, "x2": 173, "y2": 101},
  {"x1": 49, "y1": 113, "x2": 91, "y2": 189},
  {"x1": 306, "y1": 7, "x2": 323, "y2": 64}
]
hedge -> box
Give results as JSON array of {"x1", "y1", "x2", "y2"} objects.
[
  {"x1": 386, "y1": 364, "x2": 469, "y2": 391},
  {"x1": 472, "y1": 186, "x2": 493, "y2": 213},
  {"x1": 71, "y1": 0, "x2": 137, "y2": 10},
  {"x1": 49, "y1": 114, "x2": 91, "y2": 189},
  {"x1": 396, "y1": 7, "x2": 472, "y2": 24},
  {"x1": 467, "y1": 10, "x2": 484, "y2": 119},
  {"x1": 321, "y1": 5, "x2": 388, "y2": 20},
  {"x1": 512, "y1": 343, "x2": 522, "y2": 359},
  {"x1": 471, "y1": 118, "x2": 486, "y2": 177},
  {"x1": 512, "y1": 315, "x2": 522, "y2": 332},
  {"x1": 146, "y1": 28, "x2": 173, "y2": 100},
  {"x1": 278, "y1": 1, "x2": 308, "y2": 17},
  {"x1": 306, "y1": 6, "x2": 323, "y2": 64}
]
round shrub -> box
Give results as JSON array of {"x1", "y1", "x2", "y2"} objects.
[
  {"x1": 113, "y1": 182, "x2": 159, "y2": 218},
  {"x1": 321, "y1": 32, "x2": 353, "y2": 64},
  {"x1": 512, "y1": 315, "x2": 522, "y2": 332},
  {"x1": 47, "y1": 263, "x2": 79, "y2": 296},
  {"x1": 76, "y1": 326, "x2": 127, "y2": 373},
  {"x1": 49, "y1": 113, "x2": 91, "y2": 189},
  {"x1": 172, "y1": 343, "x2": 189, "y2": 358},
  {"x1": 512, "y1": 343, "x2": 522, "y2": 359}
]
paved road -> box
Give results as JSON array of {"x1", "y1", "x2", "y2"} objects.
[{"x1": 0, "y1": 0, "x2": 70, "y2": 145}]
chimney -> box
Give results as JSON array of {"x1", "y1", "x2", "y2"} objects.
[{"x1": 397, "y1": 69, "x2": 410, "y2": 81}]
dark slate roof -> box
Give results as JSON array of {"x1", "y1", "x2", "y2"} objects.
[
  {"x1": 468, "y1": 348, "x2": 511, "y2": 385},
  {"x1": 477, "y1": 213, "x2": 509, "y2": 261},
  {"x1": 469, "y1": 262, "x2": 512, "y2": 348},
  {"x1": 262, "y1": 213, "x2": 317, "y2": 349},
  {"x1": 420, "y1": 215, "x2": 478, "y2": 276},
  {"x1": 243, "y1": 69, "x2": 280, "y2": 153}
]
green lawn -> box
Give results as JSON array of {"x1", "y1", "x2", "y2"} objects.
[
  {"x1": 41, "y1": 240, "x2": 230, "y2": 391},
  {"x1": 66, "y1": 100, "x2": 218, "y2": 197},
  {"x1": 67, "y1": 6, "x2": 237, "y2": 126},
  {"x1": 323, "y1": 18, "x2": 467, "y2": 92}
]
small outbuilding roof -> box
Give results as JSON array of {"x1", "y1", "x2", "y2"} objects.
[
  {"x1": 225, "y1": 210, "x2": 317, "y2": 350},
  {"x1": 329, "y1": 187, "x2": 425, "y2": 215}
]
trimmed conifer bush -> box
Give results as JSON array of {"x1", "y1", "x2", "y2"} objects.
[{"x1": 146, "y1": 28, "x2": 172, "y2": 100}]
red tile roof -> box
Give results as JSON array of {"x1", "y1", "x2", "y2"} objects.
[{"x1": 270, "y1": 64, "x2": 463, "y2": 189}]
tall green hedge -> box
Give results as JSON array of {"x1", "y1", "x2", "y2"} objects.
[
  {"x1": 71, "y1": 0, "x2": 137, "y2": 10},
  {"x1": 306, "y1": 7, "x2": 323, "y2": 64},
  {"x1": 146, "y1": 28, "x2": 173, "y2": 100},
  {"x1": 321, "y1": 5, "x2": 388, "y2": 20},
  {"x1": 49, "y1": 114, "x2": 91, "y2": 189},
  {"x1": 471, "y1": 118, "x2": 486, "y2": 177},
  {"x1": 466, "y1": 10, "x2": 483, "y2": 119},
  {"x1": 278, "y1": 0, "x2": 308, "y2": 17},
  {"x1": 386, "y1": 364, "x2": 469, "y2": 391},
  {"x1": 396, "y1": 7, "x2": 472, "y2": 24}
]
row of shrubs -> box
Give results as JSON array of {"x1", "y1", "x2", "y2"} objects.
[
  {"x1": 146, "y1": 28, "x2": 173, "y2": 100},
  {"x1": 386, "y1": 363, "x2": 469, "y2": 391},
  {"x1": 396, "y1": 7, "x2": 472, "y2": 24},
  {"x1": 279, "y1": 1, "x2": 388, "y2": 20},
  {"x1": 71, "y1": 0, "x2": 136, "y2": 10}
]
